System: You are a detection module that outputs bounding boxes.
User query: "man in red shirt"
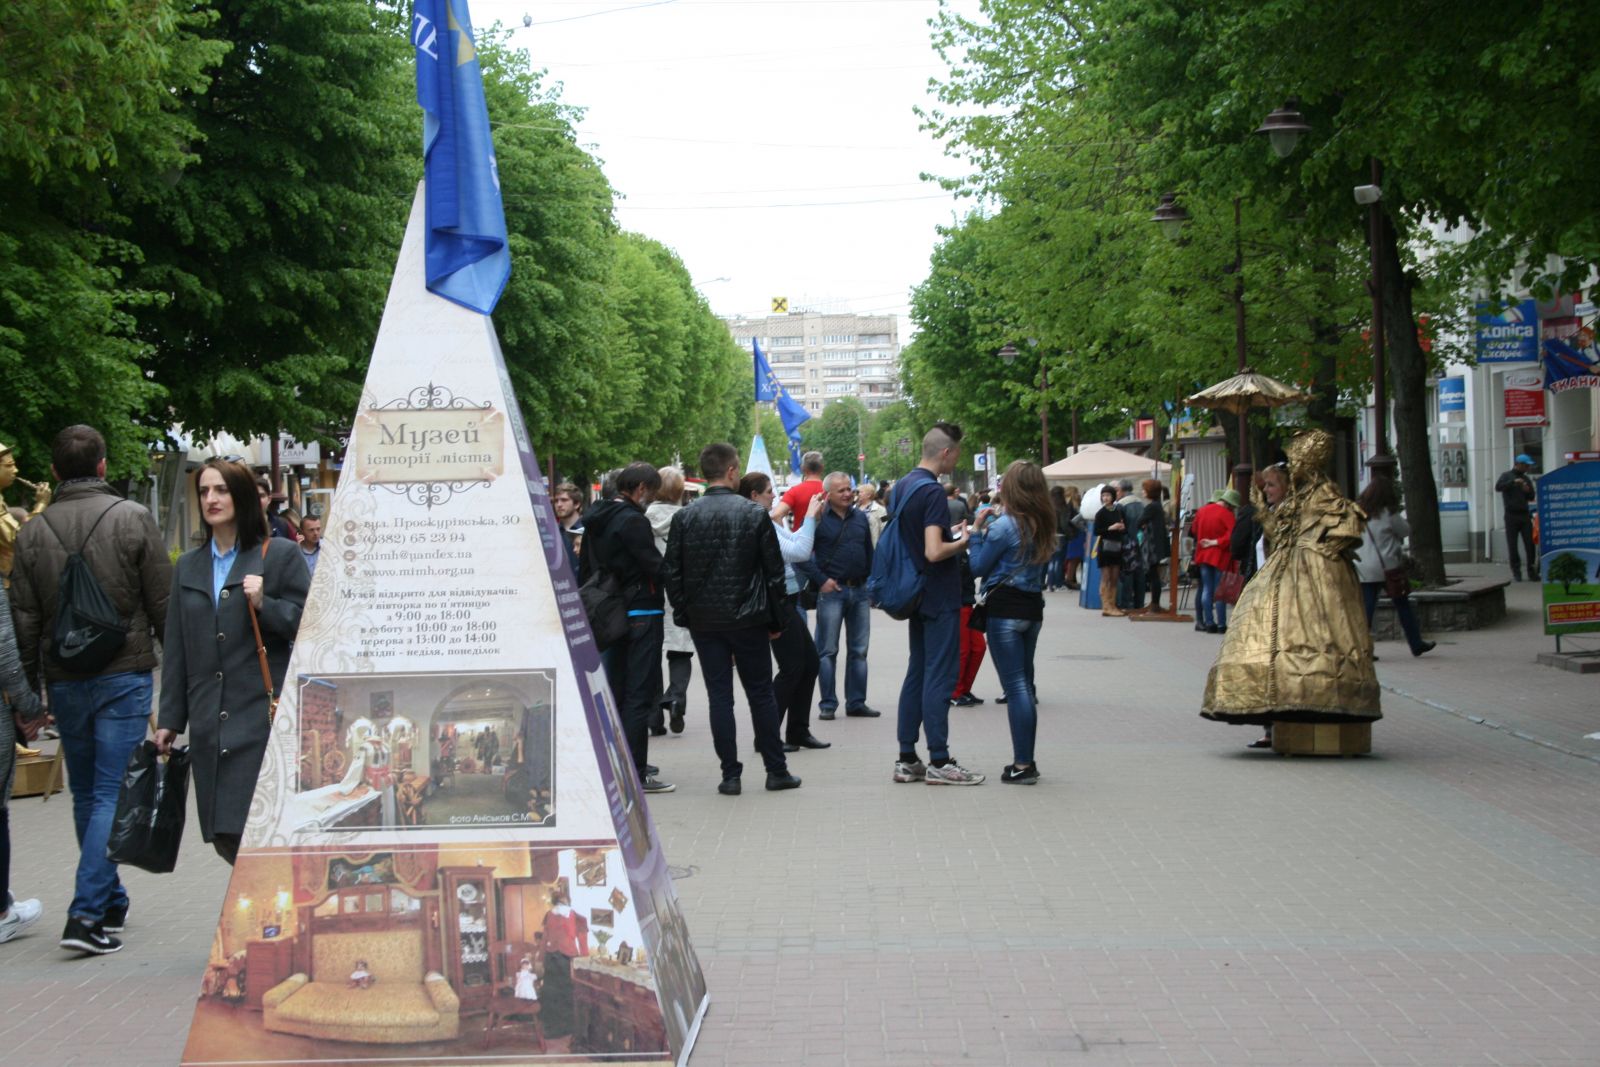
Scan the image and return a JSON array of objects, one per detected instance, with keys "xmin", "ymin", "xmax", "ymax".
[{"xmin": 772, "ymin": 450, "xmax": 826, "ymax": 531}]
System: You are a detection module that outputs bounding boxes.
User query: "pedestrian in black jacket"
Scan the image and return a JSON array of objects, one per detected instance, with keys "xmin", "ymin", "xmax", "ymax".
[
  {"xmin": 661, "ymin": 443, "xmax": 799, "ymax": 796},
  {"xmin": 581, "ymin": 462, "xmax": 672, "ymax": 794}
]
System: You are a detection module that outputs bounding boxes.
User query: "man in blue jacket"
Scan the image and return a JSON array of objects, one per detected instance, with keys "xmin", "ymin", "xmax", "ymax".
[{"xmin": 798, "ymin": 472, "xmax": 876, "ymax": 721}]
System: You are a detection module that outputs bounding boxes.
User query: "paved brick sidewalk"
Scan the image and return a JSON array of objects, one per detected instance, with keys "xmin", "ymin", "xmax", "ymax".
[{"xmin": 4, "ymin": 583, "xmax": 1598, "ymax": 1065}]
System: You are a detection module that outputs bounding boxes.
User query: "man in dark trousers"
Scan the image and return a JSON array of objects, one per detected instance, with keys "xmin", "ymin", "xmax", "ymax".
[
  {"xmin": 891, "ymin": 423, "xmax": 984, "ymax": 786},
  {"xmin": 1494, "ymin": 453, "xmax": 1538, "ymax": 580},
  {"xmin": 662, "ymin": 443, "xmax": 800, "ymax": 796},
  {"xmin": 580, "ymin": 462, "xmax": 673, "ymax": 793},
  {"xmin": 798, "ymin": 472, "xmax": 876, "ymax": 721},
  {"xmin": 12, "ymin": 425, "xmax": 171, "ymax": 956}
]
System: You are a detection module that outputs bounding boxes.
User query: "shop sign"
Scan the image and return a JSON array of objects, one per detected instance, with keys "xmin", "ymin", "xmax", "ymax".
[
  {"xmin": 1437, "ymin": 376, "xmax": 1465, "ymax": 413},
  {"xmin": 1503, "ymin": 369, "xmax": 1547, "ymax": 426},
  {"xmin": 1536, "ymin": 461, "xmax": 1600, "ymax": 637},
  {"xmin": 1475, "ymin": 298, "xmax": 1539, "ymax": 363}
]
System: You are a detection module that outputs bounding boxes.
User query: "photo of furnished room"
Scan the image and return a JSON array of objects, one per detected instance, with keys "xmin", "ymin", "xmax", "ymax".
[
  {"xmin": 288, "ymin": 672, "xmax": 555, "ymax": 833},
  {"xmin": 184, "ymin": 843, "xmax": 673, "ymax": 1064}
]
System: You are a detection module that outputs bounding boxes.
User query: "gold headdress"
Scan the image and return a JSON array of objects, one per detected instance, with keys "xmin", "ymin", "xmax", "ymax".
[{"xmin": 1286, "ymin": 430, "xmax": 1333, "ymax": 482}]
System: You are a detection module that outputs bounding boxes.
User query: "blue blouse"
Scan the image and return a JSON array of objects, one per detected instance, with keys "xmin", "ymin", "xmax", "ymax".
[
  {"xmin": 210, "ymin": 539, "xmax": 239, "ymax": 605},
  {"xmin": 967, "ymin": 514, "xmax": 1046, "ymax": 594}
]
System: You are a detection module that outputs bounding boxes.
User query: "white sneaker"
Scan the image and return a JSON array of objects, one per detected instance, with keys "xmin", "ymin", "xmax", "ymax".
[
  {"xmin": 925, "ymin": 760, "xmax": 986, "ymax": 786},
  {"xmin": 0, "ymin": 893, "xmax": 44, "ymax": 943}
]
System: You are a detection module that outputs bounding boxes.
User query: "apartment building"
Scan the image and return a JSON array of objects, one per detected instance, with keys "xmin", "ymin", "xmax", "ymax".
[{"xmin": 724, "ymin": 311, "xmax": 902, "ymax": 413}]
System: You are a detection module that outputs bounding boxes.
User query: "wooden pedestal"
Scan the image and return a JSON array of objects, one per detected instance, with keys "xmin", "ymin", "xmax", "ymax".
[
  {"xmin": 1271, "ymin": 722, "xmax": 1371, "ymax": 757},
  {"xmin": 12, "ymin": 752, "xmax": 64, "ymax": 798}
]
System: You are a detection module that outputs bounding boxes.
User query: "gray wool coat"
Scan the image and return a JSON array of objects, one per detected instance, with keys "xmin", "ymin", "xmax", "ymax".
[
  {"xmin": 158, "ymin": 536, "xmax": 308, "ymax": 841},
  {"xmin": 1, "ymin": 582, "xmax": 44, "ymax": 812}
]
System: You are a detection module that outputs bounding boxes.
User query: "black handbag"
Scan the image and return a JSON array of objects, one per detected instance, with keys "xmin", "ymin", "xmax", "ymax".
[
  {"xmin": 106, "ymin": 740, "xmax": 191, "ymax": 874},
  {"xmin": 579, "ymin": 569, "xmax": 630, "ymax": 650}
]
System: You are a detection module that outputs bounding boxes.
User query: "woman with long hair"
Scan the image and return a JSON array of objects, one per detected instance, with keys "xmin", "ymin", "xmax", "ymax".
[
  {"xmin": 968, "ymin": 461, "xmax": 1054, "ymax": 784},
  {"xmin": 738, "ymin": 472, "xmax": 829, "ymax": 754},
  {"xmin": 156, "ymin": 459, "xmax": 308, "ymax": 863},
  {"xmin": 1353, "ymin": 473, "xmax": 1435, "ymax": 658},
  {"xmin": 1091, "ymin": 485, "xmax": 1128, "ymax": 617}
]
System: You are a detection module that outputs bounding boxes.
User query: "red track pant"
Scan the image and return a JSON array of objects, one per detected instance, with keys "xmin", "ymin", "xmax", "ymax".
[{"xmin": 951, "ymin": 606, "xmax": 987, "ymax": 699}]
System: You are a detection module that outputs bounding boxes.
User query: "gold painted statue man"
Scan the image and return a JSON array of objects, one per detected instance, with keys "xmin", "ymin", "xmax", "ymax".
[
  {"xmin": 0, "ymin": 442, "xmax": 50, "ymax": 586},
  {"xmin": 1200, "ymin": 429, "xmax": 1381, "ymax": 725}
]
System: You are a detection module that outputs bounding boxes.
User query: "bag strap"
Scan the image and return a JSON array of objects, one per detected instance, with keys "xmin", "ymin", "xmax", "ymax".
[
  {"xmin": 39, "ymin": 498, "xmax": 124, "ymax": 557},
  {"xmin": 244, "ymin": 541, "xmax": 277, "ymax": 725}
]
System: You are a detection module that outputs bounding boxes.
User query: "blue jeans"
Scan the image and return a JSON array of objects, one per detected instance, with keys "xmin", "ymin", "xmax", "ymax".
[
  {"xmin": 1197, "ymin": 564, "xmax": 1230, "ymax": 628},
  {"xmin": 1361, "ymin": 582, "xmax": 1428, "ymax": 654},
  {"xmin": 987, "ymin": 616, "xmax": 1041, "ymax": 764},
  {"xmin": 1046, "ymin": 537, "xmax": 1069, "ymax": 590},
  {"xmin": 897, "ymin": 609, "xmax": 961, "ymax": 762},
  {"xmin": 48, "ymin": 671, "xmax": 153, "ymax": 923},
  {"xmin": 813, "ymin": 584, "xmax": 871, "ymax": 712}
]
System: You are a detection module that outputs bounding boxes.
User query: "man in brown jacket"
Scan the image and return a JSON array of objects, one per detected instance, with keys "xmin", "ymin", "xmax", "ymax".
[{"xmin": 11, "ymin": 425, "xmax": 171, "ymax": 956}]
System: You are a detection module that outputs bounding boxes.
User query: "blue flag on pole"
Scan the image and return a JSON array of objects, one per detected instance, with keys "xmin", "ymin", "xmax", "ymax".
[
  {"xmin": 754, "ymin": 338, "xmax": 782, "ymax": 401},
  {"xmin": 412, "ymin": 0, "xmax": 511, "ymax": 315}
]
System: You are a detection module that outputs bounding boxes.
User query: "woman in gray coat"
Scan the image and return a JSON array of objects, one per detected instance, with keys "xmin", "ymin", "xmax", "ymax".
[
  {"xmin": 155, "ymin": 459, "xmax": 307, "ymax": 864},
  {"xmin": 1, "ymin": 581, "xmax": 46, "ymax": 942}
]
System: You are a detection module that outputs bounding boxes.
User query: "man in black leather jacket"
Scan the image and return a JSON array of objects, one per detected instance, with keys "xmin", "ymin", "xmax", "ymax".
[{"xmin": 661, "ymin": 443, "xmax": 799, "ymax": 796}]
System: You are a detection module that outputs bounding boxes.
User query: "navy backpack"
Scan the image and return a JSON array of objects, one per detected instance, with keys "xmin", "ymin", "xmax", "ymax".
[{"xmin": 867, "ymin": 476, "xmax": 938, "ymax": 620}]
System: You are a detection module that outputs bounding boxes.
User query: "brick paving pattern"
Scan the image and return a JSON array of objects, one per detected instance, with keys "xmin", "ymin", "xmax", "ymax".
[{"xmin": 4, "ymin": 569, "xmax": 1598, "ymax": 1065}]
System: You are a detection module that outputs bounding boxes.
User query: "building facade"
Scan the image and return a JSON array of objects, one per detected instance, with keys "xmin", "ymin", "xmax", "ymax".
[{"xmin": 724, "ymin": 311, "xmax": 902, "ymax": 413}]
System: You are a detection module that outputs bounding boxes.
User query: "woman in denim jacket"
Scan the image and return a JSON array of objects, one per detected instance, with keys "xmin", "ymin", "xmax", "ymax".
[{"xmin": 968, "ymin": 461, "xmax": 1054, "ymax": 785}]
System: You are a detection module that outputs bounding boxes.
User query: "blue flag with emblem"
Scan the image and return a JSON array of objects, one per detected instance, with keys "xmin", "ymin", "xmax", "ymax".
[
  {"xmin": 754, "ymin": 338, "xmax": 782, "ymax": 401},
  {"xmin": 412, "ymin": 0, "xmax": 510, "ymax": 315}
]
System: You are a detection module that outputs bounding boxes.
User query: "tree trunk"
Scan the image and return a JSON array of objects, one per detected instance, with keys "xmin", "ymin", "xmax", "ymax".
[{"xmin": 1377, "ymin": 214, "xmax": 1447, "ymax": 587}]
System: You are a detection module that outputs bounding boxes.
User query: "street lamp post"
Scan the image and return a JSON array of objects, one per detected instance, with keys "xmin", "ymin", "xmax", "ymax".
[
  {"xmin": 1357, "ymin": 159, "xmax": 1389, "ymax": 459},
  {"xmin": 996, "ymin": 343, "xmax": 1050, "ymax": 463}
]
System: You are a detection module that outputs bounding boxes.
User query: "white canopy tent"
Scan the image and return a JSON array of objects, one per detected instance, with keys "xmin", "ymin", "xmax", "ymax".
[{"xmin": 1041, "ymin": 442, "xmax": 1171, "ymax": 496}]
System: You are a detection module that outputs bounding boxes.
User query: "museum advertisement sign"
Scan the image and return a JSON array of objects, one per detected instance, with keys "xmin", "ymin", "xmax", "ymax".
[{"xmin": 180, "ymin": 189, "xmax": 708, "ymax": 1065}]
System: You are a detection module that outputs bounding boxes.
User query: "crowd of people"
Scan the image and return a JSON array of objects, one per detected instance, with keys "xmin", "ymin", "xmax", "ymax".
[{"xmin": 0, "ymin": 416, "xmax": 1450, "ymax": 960}]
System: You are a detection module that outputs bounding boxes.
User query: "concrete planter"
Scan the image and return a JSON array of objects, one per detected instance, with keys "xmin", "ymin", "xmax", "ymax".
[{"xmin": 1371, "ymin": 575, "xmax": 1508, "ymax": 639}]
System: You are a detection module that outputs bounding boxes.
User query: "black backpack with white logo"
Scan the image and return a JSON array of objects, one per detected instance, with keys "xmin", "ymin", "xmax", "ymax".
[{"xmin": 41, "ymin": 501, "xmax": 129, "ymax": 674}]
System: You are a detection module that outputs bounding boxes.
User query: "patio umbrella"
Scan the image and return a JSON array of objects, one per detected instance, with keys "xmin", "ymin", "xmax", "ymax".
[
  {"xmin": 1187, "ymin": 369, "xmax": 1310, "ymax": 413},
  {"xmin": 1186, "ymin": 368, "xmax": 1309, "ymax": 414}
]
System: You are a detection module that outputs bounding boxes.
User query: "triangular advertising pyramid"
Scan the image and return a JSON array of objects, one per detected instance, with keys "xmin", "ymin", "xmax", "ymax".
[{"xmin": 180, "ymin": 187, "xmax": 708, "ymax": 1066}]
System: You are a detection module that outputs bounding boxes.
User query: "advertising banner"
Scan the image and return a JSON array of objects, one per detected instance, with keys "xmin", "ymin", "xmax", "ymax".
[
  {"xmin": 1537, "ymin": 461, "xmax": 1600, "ymax": 637},
  {"xmin": 1503, "ymin": 369, "xmax": 1547, "ymax": 427},
  {"xmin": 1437, "ymin": 443, "xmax": 1468, "ymax": 488},
  {"xmin": 1437, "ymin": 376, "xmax": 1465, "ymax": 414},
  {"xmin": 180, "ymin": 188, "xmax": 708, "ymax": 1066},
  {"xmin": 1475, "ymin": 298, "xmax": 1539, "ymax": 363}
]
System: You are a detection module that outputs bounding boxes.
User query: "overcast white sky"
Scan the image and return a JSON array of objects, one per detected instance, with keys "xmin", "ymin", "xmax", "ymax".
[{"xmin": 475, "ymin": 0, "xmax": 981, "ymax": 327}]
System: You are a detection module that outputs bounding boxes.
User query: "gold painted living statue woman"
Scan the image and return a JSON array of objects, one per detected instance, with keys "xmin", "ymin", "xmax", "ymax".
[{"xmin": 1200, "ymin": 430, "xmax": 1380, "ymax": 725}]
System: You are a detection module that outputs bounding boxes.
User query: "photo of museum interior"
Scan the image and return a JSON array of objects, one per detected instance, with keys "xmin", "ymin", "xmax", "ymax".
[
  {"xmin": 183, "ymin": 843, "xmax": 670, "ymax": 1064},
  {"xmin": 289, "ymin": 672, "xmax": 555, "ymax": 832}
]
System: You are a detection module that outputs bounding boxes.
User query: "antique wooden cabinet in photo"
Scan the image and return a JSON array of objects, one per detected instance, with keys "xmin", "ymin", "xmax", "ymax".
[{"xmin": 438, "ymin": 865, "xmax": 498, "ymax": 1013}]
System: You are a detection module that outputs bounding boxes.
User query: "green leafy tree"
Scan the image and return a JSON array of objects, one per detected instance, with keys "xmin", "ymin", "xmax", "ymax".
[
  {"xmin": 799, "ymin": 397, "xmax": 870, "ymax": 481},
  {"xmin": 0, "ymin": 1, "xmax": 227, "ymax": 477},
  {"xmin": 1546, "ymin": 553, "xmax": 1587, "ymax": 595},
  {"xmin": 124, "ymin": 0, "xmax": 418, "ymax": 446}
]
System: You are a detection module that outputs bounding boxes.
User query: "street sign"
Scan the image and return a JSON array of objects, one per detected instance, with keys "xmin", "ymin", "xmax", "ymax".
[
  {"xmin": 1536, "ymin": 460, "xmax": 1600, "ymax": 639},
  {"xmin": 1438, "ymin": 376, "xmax": 1465, "ymax": 414},
  {"xmin": 771, "ymin": 296, "xmax": 788, "ymax": 313},
  {"xmin": 1475, "ymin": 298, "xmax": 1539, "ymax": 363},
  {"xmin": 974, "ymin": 453, "xmax": 988, "ymax": 471}
]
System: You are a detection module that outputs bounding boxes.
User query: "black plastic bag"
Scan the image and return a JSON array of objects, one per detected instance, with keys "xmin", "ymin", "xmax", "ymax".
[{"xmin": 106, "ymin": 741, "xmax": 190, "ymax": 873}]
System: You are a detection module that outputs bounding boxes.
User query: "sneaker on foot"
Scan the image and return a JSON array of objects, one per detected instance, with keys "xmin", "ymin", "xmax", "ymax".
[
  {"xmin": 60, "ymin": 917, "xmax": 121, "ymax": 955},
  {"xmin": 892, "ymin": 759, "xmax": 927, "ymax": 783},
  {"xmin": 925, "ymin": 760, "xmax": 986, "ymax": 786},
  {"xmin": 0, "ymin": 895, "xmax": 43, "ymax": 943},
  {"xmin": 640, "ymin": 776, "xmax": 676, "ymax": 794},
  {"xmin": 1000, "ymin": 764, "xmax": 1039, "ymax": 785},
  {"xmin": 101, "ymin": 903, "xmax": 129, "ymax": 933}
]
